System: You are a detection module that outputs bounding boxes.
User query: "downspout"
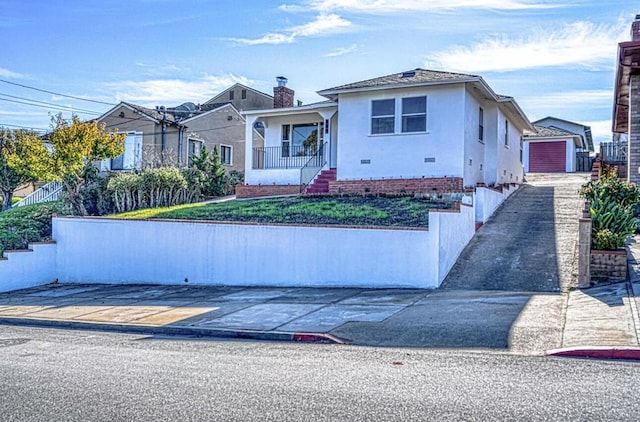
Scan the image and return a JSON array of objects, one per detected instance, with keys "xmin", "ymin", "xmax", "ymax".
[{"xmin": 177, "ymin": 125, "xmax": 185, "ymax": 166}]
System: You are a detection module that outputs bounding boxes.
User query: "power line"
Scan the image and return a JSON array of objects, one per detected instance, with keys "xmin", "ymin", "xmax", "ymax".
[
  {"xmin": 0, "ymin": 97, "xmax": 102, "ymax": 116},
  {"xmin": 0, "ymin": 93, "xmax": 103, "ymax": 115},
  {"xmin": 0, "ymin": 123, "xmax": 48, "ymax": 132},
  {"xmin": 0, "ymin": 78, "xmax": 116, "ymax": 106}
]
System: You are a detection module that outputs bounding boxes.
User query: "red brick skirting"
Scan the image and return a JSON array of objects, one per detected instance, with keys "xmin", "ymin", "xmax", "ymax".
[
  {"xmin": 236, "ymin": 185, "xmax": 300, "ymax": 199},
  {"xmin": 328, "ymin": 177, "xmax": 463, "ymax": 195},
  {"xmin": 590, "ymin": 249, "xmax": 628, "ymax": 281}
]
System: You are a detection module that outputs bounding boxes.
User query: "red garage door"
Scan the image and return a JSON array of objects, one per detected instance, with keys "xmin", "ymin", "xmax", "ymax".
[{"xmin": 529, "ymin": 141, "xmax": 566, "ymax": 172}]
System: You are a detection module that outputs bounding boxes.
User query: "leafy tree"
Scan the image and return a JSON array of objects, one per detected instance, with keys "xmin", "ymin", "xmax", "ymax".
[
  {"xmin": 9, "ymin": 114, "xmax": 125, "ymax": 216},
  {"xmin": 190, "ymin": 145, "xmax": 227, "ymax": 197},
  {"xmin": 0, "ymin": 127, "xmax": 39, "ymax": 211}
]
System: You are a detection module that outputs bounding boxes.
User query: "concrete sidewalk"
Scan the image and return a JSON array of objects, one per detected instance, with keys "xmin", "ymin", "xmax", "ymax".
[{"xmin": 0, "ymin": 279, "xmax": 639, "ymax": 355}]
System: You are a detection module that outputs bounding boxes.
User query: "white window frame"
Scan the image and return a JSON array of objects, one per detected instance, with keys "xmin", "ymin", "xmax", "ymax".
[
  {"xmin": 371, "ymin": 99, "xmax": 396, "ymax": 135},
  {"xmin": 188, "ymin": 138, "xmax": 204, "ymax": 166},
  {"xmin": 220, "ymin": 144, "xmax": 233, "ymax": 165},
  {"xmin": 401, "ymin": 96, "xmax": 427, "ymax": 133},
  {"xmin": 504, "ymin": 119, "xmax": 509, "ymax": 147},
  {"xmin": 479, "ymin": 107, "xmax": 484, "ymax": 142},
  {"xmin": 370, "ymin": 96, "xmax": 428, "ymax": 135}
]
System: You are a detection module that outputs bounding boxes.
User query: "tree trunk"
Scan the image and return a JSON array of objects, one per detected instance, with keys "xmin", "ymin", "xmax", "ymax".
[
  {"xmin": 1, "ymin": 190, "xmax": 13, "ymax": 211},
  {"xmin": 64, "ymin": 181, "xmax": 88, "ymax": 216}
]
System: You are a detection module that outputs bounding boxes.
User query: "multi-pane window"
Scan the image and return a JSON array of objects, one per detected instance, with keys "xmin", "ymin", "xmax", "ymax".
[
  {"xmin": 401, "ymin": 96, "xmax": 426, "ymax": 133},
  {"xmin": 241, "ymin": 89, "xmax": 247, "ymax": 99},
  {"xmin": 229, "ymin": 90, "xmax": 234, "ymax": 100},
  {"xmin": 479, "ymin": 107, "xmax": 484, "ymax": 141},
  {"xmin": 371, "ymin": 99, "xmax": 395, "ymax": 134}
]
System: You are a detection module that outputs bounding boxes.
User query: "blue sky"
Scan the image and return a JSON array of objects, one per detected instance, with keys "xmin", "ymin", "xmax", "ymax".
[{"xmin": 0, "ymin": 0, "xmax": 636, "ymax": 147}]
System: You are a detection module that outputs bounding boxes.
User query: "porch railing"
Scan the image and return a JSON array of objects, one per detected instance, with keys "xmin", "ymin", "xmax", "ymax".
[
  {"xmin": 600, "ymin": 141, "xmax": 627, "ymax": 164},
  {"xmin": 300, "ymin": 142, "xmax": 327, "ymax": 192},
  {"xmin": 253, "ymin": 145, "xmax": 322, "ymax": 169}
]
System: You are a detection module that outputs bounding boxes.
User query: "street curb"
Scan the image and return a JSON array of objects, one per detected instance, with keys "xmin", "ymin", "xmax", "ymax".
[
  {"xmin": 546, "ymin": 346, "xmax": 640, "ymax": 361},
  {"xmin": 0, "ymin": 317, "xmax": 350, "ymax": 345}
]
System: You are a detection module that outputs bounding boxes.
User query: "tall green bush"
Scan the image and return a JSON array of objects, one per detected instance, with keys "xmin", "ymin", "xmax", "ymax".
[{"xmin": 581, "ymin": 169, "xmax": 640, "ymax": 250}]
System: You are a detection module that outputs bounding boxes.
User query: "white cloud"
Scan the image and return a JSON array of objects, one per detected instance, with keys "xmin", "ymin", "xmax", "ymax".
[
  {"xmin": 104, "ymin": 74, "xmax": 251, "ymax": 105},
  {"xmin": 229, "ymin": 13, "xmax": 351, "ymax": 45},
  {"xmin": 523, "ymin": 90, "xmax": 613, "ymax": 110},
  {"xmin": 282, "ymin": 0, "xmax": 561, "ymax": 13},
  {"xmin": 0, "ymin": 67, "xmax": 24, "ymax": 78},
  {"xmin": 425, "ymin": 21, "xmax": 626, "ymax": 72},
  {"xmin": 324, "ymin": 43, "xmax": 358, "ymax": 57},
  {"xmin": 584, "ymin": 119, "xmax": 614, "ymax": 145}
]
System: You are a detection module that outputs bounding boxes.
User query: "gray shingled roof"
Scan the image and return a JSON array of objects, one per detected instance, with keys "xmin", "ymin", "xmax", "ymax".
[
  {"xmin": 526, "ymin": 124, "xmax": 579, "ymax": 138},
  {"xmin": 319, "ymin": 68, "xmax": 479, "ymax": 93},
  {"xmin": 121, "ymin": 101, "xmax": 177, "ymax": 122}
]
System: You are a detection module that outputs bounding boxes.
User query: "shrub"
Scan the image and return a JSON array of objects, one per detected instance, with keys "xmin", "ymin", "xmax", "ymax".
[
  {"xmin": 0, "ymin": 201, "xmax": 68, "ymax": 256},
  {"xmin": 592, "ymin": 229, "xmax": 620, "ymax": 251},
  {"xmin": 581, "ymin": 169, "xmax": 640, "ymax": 250}
]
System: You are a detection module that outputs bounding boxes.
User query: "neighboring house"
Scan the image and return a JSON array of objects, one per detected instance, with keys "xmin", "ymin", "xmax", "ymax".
[
  {"xmin": 203, "ymin": 83, "xmax": 274, "ymax": 112},
  {"xmin": 522, "ymin": 125, "xmax": 583, "ymax": 173},
  {"xmin": 532, "ymin": 117, "xmax": 594, "ymax": 152},
  {"xmin": 96, "ymin": 82, "xmax": 273, "ymax": 172},
  {"xmin": 613, "ymin": 15, "xmax": 640, "ymax": 184},
  {"xmin": 239, "ymin": 69, "xmax": 534, "ymax": 198}
]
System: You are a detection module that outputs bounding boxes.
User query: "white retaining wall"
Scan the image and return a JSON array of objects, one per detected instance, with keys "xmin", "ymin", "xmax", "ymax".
[
  {"xmin": 0, "ymin": 242, "xmax": 57, "ymax": 293},
  {"xmin": 475, "ymin": 185, "xmax": 518, "ymax": 224},
  {"xmin": 0, "ymin": 188, "xmax": 511, "ymax": 291}
]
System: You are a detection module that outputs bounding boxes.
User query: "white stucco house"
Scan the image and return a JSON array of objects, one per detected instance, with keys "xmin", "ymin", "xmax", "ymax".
[{"xmin": 238, "ymin": 69, "xmax": 534, "ymax": 198}]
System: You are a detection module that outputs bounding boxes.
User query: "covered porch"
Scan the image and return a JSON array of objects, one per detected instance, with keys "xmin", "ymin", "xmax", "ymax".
[{"xmin": 242, "ymin": 102, "xmax": 338, "ymax": 193}]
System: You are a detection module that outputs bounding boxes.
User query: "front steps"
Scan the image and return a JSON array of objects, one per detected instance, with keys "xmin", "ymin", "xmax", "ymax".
[{"xmin": 304, "ymin": 168, "xmax": 336, "ymax": 194}]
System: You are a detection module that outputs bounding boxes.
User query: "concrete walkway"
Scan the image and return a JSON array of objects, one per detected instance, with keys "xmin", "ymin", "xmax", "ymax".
[{"xmin": 1, "ymin": 173, "xmax": 639, "ymax": 357}]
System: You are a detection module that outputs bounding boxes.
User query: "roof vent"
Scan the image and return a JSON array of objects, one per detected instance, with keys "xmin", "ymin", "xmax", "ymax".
[{"xmin": 401, "ymin": 71, "xmax": 416, "ymax": 78}]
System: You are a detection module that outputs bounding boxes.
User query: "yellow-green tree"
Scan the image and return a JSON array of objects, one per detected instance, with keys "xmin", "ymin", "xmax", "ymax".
[
  {"xmin": 0, "ymin": 127, "xmax": 39, "ymax": 211},
  {"xmin": 10, "ymin": 115, "xmax": 125, "ymax": 216}
]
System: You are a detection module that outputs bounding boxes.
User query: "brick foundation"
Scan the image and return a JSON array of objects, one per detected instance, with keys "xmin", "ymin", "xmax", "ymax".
[
  {"xmin": 328, "ymin": 177, "xmax": 463, "ymax": 195},
  {"xmin": 236, "ymin": 185, "xmax": 300, "ymax": 199},
  {"xmin": 590, "ymin": 249, "xmax": 628, "ymax": 282}
]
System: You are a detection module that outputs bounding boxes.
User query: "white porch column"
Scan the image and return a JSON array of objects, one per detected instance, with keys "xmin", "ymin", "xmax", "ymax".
[{"xmin": 245, "ymin": 115, "xmax": 258, "ymax": 183}]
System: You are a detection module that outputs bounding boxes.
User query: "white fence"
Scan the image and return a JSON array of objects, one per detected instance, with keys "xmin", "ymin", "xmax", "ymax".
[{"xmin": 1, "ymin": 186, "xmax": 515, "ymax": 292}]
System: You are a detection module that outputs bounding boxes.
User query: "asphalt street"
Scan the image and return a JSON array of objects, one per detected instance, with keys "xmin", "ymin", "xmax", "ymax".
[{"xmin": 2, "ymin": 325, "xmax": 640, "ymax": 421}]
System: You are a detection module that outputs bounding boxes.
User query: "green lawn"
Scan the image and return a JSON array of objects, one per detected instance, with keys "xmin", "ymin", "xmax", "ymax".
[{"xmin": 111, "ymin": 195, "xmax": 453, "ymax": 228}]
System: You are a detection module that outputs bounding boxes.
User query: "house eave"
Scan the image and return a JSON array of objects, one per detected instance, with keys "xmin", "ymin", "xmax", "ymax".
[
  {"xmin": 242, "ymin": 102, "xmax": 338, "ymax": 118},
  {"xmin": 317, "ymin": 77, "xmax": 482, "ymax": 99},
  {"xmin": 523, "ymin": 135, "xmax": 583, "ymax": 147},
  {"xmin": 613, "ymin": 40, "xmax": 640, "ymax": 133}
]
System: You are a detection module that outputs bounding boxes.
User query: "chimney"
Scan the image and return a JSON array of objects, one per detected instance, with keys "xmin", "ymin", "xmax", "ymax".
[
  {"xmin": 633, "ymin": 14, "xmax": 640, "ymax": 41},
  {"xmin": 273, "ymin": 76, "xmax": 294, "ymax": 108}
]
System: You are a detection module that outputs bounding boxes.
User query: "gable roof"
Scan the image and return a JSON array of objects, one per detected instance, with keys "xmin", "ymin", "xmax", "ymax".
[
  {"xmin": 318, "ymin": 69, "xmax": 479, "ymax": 96},
  {"xmin": 317, "ymin": 68, "xmax": 534, "ymax": 133},
  {"xmin": 179, "ymin": 102, "xmax": 242, "ymax": 124},
  {"xmin": 204, "ymin": 83, "xmax": 273, "ymax": 105},
  {"xmin": 533, "ymin": 116, "xmax": 593, "ymax": 151},
  {"xmin": 524, "ymin": 125, "xmax": 583, "ymax": 147},
  {"xmin": 527, "ymin": 124, "xmax": 578, "ymax": 138}
]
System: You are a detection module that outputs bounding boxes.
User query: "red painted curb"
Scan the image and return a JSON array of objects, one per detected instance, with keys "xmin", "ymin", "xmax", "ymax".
[
  {"xmin": 547, "ymin": 347, "xmax": 640, "ymax": 361},
  {"xmin": 292, "ymin": 333, "xmax": 350, "ymax": 344}
]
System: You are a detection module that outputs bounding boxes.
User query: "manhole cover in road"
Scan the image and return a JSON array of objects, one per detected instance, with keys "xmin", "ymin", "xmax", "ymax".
[{"xmin": 0, "ymin": 338, "xmax": 30, "ymax": 348}]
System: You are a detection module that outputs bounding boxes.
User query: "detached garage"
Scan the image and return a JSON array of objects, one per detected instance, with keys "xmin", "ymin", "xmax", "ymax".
[{"xmin": 523, "ymin": 125, "xmax": 583, "ymax": 173}]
